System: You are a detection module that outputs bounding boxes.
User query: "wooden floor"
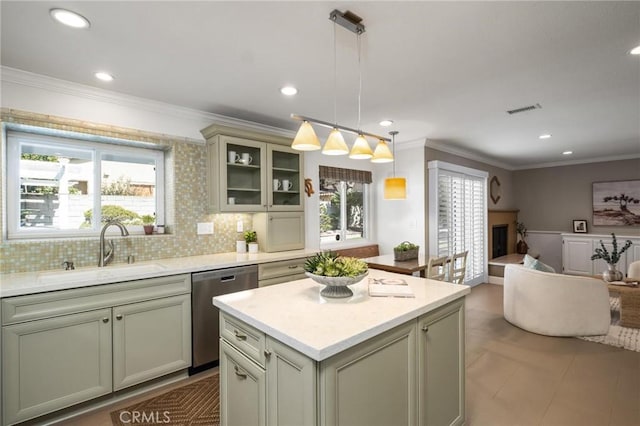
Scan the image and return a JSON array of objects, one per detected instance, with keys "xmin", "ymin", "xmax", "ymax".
[{"xmin": 63, "ymin": 283, "xmax": 640, "ymax": 426}]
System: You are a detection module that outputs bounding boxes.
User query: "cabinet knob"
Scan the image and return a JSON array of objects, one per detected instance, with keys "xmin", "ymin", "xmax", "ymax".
[
  {"xmin": 234, "ymin": 329, "xmax": 247, "ymax": 340},
  {"xmin": 264, "ymin": 349, "xmax": 272, "ymax": 357},
  {"xmin": 422, "ymin": 325, "xmax": 429, "ymax": 333},
  {"xmin": 102, "ymin": 317, "xmax": 109, "ymax": 323},
  {"xmin": 116, "ymin": 314, "xmax": 123, "ymax": 320},
  {"xmin": 269, "ymin": 204, "xmax": 273, "ymax": 208},
  {"xmin": 234, "ymin": 365, "xmax": 247, "ymax": 379}
]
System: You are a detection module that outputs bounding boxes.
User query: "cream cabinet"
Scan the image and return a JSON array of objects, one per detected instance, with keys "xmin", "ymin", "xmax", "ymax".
[
  {"xmin": 258, "ymin": 257, "xmax": 307, "ymax": 287},
  {"xmin": 220, "ymin": 299, "xmax": 465, "ymax": 426},
  {"xmin": 204, "ymin": 132, "xmax": 303, "ymax": 213},
  {"xmin": 1, "ymin": 274, "xmax": 191, "ymax": 425},
  {"xmin": 562, "ymin": 233, "xmax": 640, "ymax": 276},
  {"xmin": 253, "ymin": 212, "xmax": 305, "ymax": 252},
  {"xmin": 417, "ymin": 298, "xmax": 465, "ymax": 426}
]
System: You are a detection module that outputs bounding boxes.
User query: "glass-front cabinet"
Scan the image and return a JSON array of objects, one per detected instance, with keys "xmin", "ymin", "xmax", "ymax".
[{"xmin": 214, "ymin": 135, "xmax": 303, "ymax": 213}]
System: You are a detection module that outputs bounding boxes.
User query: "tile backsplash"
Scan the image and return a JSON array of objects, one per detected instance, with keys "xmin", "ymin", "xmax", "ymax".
[{"xmin": 0, "ymin": 110, "xmax": 252, "ymax": 274}]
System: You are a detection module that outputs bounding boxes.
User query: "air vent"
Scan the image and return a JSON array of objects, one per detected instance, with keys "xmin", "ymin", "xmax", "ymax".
[{"xmin": 506, "ymin": 103, "xmax": 541, "ymax": 115}]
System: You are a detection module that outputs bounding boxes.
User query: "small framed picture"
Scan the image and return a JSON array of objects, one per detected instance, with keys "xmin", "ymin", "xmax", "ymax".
[{"xmin": 573, "ymin": 219, "xmax": 588, "ymax": 233}]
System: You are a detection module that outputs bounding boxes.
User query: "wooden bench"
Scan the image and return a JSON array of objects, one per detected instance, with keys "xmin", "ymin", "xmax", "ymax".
[{"xmin": 335, "ymin": 244, "xmax": 380, "ymax": 259}]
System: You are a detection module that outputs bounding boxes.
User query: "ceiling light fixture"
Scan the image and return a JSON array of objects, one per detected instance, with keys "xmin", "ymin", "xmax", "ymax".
[
  {"xmin": 94, "ymin": 72, "xmax": 114, "ymax": 82},
  {"xmin": 630, "ymin": 45, "xmax": 640, "ymax": 55},
  {"xmin": 384, "ymin": 131, "xmax": 406, "ymax": 200},
  {"xmin": 50, "ymin": 8, "xmax": 90, "ymax": 29},
  {"xmin": 280, "ymin": 86, "xmax": 298, "ymax": 96},
  {"xmin": 562, "ymin": 150, "xmax": 573, "ymax": 155},
  {"xmin": 291, "ymin": 10, "xmax": 392, "ymax": 160},
  {"xmin": 539, "ymin": 134, "xmax": 552, "ymax": 139},
  {"xmin": 379, "ymin": 120, "xmax": 394, "ymax": 127}
]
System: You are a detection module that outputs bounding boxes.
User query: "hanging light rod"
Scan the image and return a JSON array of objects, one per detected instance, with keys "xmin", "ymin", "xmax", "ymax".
[
  {"xmin": 291, "ymin": 114, "xmax": 391, "ymax": 142},
  {"xmin": 329, "ymin": 9, "xmax": 365, "ymax": 34}
]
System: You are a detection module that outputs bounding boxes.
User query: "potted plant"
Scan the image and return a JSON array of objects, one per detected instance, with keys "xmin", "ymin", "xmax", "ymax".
[
  {"xmin": 515, "ymin": 221, "xmax": 528, "ymax": 254},
  {"xmin": 141, "ymin": 214, "xmax": 155, "ymax": 235},
  {"xmin": 244, "ymin": 230, "xmax": 258, "ymax": 253},
  {"xmin": 393, "ymin": 241, "xmax": 419, "ymax": 261},
  {"xmin": 591, "ymin": 233, "xmax": 632, "ymax": 281},
  {"xmin": 304, "ymin": 251, "xmax": 368, "ymax": 298}
]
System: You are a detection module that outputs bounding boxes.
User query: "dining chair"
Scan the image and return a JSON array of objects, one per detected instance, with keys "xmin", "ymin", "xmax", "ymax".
[
  {"xmin": 449, "ymin": 251, "xmax": 468, "ymax": 284},
  {"xmin": 426, "ymin": 256, "xmax": 449, "ymax": 281}
]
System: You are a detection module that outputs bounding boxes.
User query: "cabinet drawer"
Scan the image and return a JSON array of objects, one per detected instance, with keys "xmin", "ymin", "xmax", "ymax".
[
  {"xmin": 258, "ymin": 273, "xmax": 307, "ymax": 287},
  {"xmin": 258, "ymin": 258, "xmax": 306, "ymax": 281},
  {"xmin": 221, "ymin": 312, "xmax": 266, "ymax": 367},
  {"xmin": 2, "ymin": 274, "xmax": 191, "ymax": 325}
]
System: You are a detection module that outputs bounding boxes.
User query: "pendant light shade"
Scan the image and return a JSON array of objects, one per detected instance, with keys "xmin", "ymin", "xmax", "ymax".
[
  {"xmin": 370, "ymin": 140, "xmax": 394, "ymax": 163},
  {"xmin": 384, "ymin": 177, "xmax": 407, "ymax": 200},
  {"xmin": 292, "ymin": 121, "xmax": 321, "ymax": 151},
  {"xmin": 322, "ymin": 128, "xmax": 349, "ymax": 155},
  {"xmin": 349, "ymin": 134, "xmax": 373, "ymax": 159}
]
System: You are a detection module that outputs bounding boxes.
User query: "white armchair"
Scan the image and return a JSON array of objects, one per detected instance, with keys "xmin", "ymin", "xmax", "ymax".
[
  {"xmin": 503, "ymin": 264, "xmax": 610, "ymax": 336},
  {"xmin": 629, "ymin": 260, "xmax": 640, "ymax": 279}
]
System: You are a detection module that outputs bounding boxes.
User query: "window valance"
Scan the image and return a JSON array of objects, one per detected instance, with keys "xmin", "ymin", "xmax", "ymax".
[{"xmin": 319, "ymin": 166, "xmax": 372, "ymax": 184}]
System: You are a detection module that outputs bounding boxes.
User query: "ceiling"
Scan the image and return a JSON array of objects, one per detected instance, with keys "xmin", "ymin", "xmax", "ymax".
[{"xmin": 1, "ymin": 1, "xmax": 639, "ymax": 168}]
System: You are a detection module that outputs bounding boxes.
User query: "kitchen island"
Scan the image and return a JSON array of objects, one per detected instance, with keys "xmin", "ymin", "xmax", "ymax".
[{"xmin": 213, "ymin": 269, "xmax": 470, "ymax": 426}]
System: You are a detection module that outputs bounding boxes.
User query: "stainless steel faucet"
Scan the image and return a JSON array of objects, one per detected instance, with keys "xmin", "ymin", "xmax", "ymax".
[{"xmin": 99, "ymin": 220, "xmax": 130, "ymax": 267}]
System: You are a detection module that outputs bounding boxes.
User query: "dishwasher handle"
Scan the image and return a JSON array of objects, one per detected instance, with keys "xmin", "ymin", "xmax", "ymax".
[{"xmin": 221, "ymin": 275, "xmax": 236, "ymax": 282}]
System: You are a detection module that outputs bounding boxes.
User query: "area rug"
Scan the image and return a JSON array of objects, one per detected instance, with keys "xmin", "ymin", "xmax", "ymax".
[
  {"xmin": 578, "ymin": 297, "xmax": 640, "ymax": 352},
  {"xmin": 110, "ymin": 373, "xmax": 219, "ymax": 426}
]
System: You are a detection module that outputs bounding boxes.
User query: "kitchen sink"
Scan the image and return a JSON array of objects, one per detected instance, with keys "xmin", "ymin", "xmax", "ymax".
[{"xmin": 37, "ymin": 263, "xmax": 167, "ymax": 285}]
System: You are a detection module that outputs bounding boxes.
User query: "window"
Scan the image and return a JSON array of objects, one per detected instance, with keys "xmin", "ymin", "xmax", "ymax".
[
  {"xmin": 428, "ymin": 161, "xmax": 487, "ymax": 286},
  {"xmin": 319, "ymin": 166, "xmax": 371, "ymax": 246},
  {"xmin": 6, "ymin": 130, "xmax": 165, "ymax": 239}
]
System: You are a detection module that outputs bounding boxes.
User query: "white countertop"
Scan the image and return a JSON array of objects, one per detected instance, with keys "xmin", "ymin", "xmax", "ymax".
[
  {"xmin": 213, "ymin": 269, "xmax": 470, "ymax": 361},
  {"xmin": 0, "ymin": 249, "xmax": 319, "ymax": 298}
]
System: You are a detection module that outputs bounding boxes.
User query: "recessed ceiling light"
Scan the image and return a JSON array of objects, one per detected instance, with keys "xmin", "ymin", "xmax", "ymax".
[
  {"xmin": 539, "ymin": 134, "xmax": 552, "ymax": 139},
  {"xmin": 50, "ymin": 8, "xmax": 90, "ymax": 29},
  {"xmin": 280, "ymin": 86, "xmax": 298, "ymax": 96},
  {"xmin": 94, "ymin": 72, "xmax": 114, "ymax": 82},
  {"xmin": 562, "ymin": 150, "xmax": 573, "ymax": 155},
  {"xmin": 379, "ymin": 120, "xmax": 394, "ymax": 127},
  {"xmin": 630, "ymin": 45, "xmax": 640, "ymax": 55}
]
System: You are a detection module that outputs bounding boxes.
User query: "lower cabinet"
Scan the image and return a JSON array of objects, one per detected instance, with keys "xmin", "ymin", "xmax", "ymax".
[
  {"xmin": 258, "ymin": 257, "xmax": 307, "ymax": 287},
  {"xmin": 220, "ymin": 298, "xmax": 464, "ymax": 426},
  {"xmin": 1, "ymin": 274, "xmax": 191, "ymax": 425}
]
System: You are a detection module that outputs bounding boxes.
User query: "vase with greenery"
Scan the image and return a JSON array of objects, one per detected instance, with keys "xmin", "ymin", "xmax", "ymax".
[
  {"xmin": 393, "ymin": 241, "xmax": 419, "ymax": 261},
  {"xmin": 591, "ymin": 233, "xmax": 632, "ymax": 281},
  {"xmin": 244, "ymin": 230, "xmax": 258, "ymax": 253},
  {"xmin": 304, "ymin": 251, "xmax": 368, "ymax": 298},
  {"xmin": 141, "ymin": 214, "xmax": 155, "ymax": 235},
  {"xmin": 515, "ymin": 221, "xmax": 528, "ymax": 254}
]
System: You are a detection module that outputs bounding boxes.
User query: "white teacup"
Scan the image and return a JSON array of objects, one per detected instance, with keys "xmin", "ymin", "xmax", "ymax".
[
  {"xmin": 241, "ymin": 153, "xmax": 253, "ymax": 165},
  {"xmin": 282, "ymin": 180, "xmax": 292, "ymax": 191},
  {"xmin": 273, "ymin": 179, "xmax": 281, "ymax": 190},
  {"xmin": 228, "ymin": 197, "xmax": 235, "ymax": 205},
  {"xmin": 228, "ymin": 151, "xmax": 240, "ymax": 164}
]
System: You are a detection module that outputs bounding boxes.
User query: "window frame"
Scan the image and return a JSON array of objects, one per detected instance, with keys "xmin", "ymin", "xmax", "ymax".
[
  {"xmin": 6, "ymin": 129, "xmax": 165, "ymax": 240},
  {"xmin": 319, "ymin": 178, "xmax": 372, "ymax": 250}
]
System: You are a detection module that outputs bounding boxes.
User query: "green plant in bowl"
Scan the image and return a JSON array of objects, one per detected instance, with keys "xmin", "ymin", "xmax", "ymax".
[
  {"xmin": 304, "ymin": 252, "xmax": 368, "ymax": 298},
  {"xmin": 243, "ymin": 230, "xmax": 257, "ymax": 244},
  {"xmin": 394, "ymin": 241, "xmax": 418, "ymax": 251},
  {"xmin": 141, "ymin": 214, "xmax": 155, "ymax": 225}
]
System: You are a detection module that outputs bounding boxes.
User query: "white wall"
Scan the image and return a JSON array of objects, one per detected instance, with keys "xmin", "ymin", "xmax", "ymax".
[
  {"xmin": 374, "ymin": 142, "xmax": 425, "ymax": 255},
  {"xmin": 526, "ymin": 231, "xmax": 563, "ymax": 272}
]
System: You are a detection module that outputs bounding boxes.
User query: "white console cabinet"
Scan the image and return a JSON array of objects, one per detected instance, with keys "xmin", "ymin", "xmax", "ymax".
[{"xmin": 562, "ymin": 233, "xmax": 640, "ymax": 276}]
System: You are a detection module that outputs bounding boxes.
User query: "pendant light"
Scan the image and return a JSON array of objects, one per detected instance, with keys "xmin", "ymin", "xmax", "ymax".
[
  {"xmin": 322, "ymin": 19, "xmax": 348, "ymax": 156},
  {"xmin": 349, "ymin": 31, "xmax": 373, "ymax": 159},
  {"xmin": 383, "ymin": 131, "xmax": 407, "ymax": 199},
  {"xmin": 292, "ymin": 120, "xmax": 321, "ymax": 151}
]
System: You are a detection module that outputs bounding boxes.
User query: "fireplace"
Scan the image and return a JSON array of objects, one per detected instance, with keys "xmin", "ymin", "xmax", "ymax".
[{"xmin": 492, "ymin": 225, "xmax": 508, "ymax": 258}]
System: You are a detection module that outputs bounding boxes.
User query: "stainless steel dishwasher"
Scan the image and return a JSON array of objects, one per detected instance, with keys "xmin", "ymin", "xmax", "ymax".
[{"xmin": 191, "ymin": 265, "xmax": 258, "ymax": 371}]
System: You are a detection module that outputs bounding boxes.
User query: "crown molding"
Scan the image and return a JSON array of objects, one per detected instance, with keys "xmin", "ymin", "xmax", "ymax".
[
  {"xmin": 395, "ymin": 138, "xmax": 426, "ymax": 151},
  {"xmin": 0, "ymin": 66, "xmax": 295, "ymax": 140},
  {"xmin": 512, "ymin": 153, "xmax": 640, "ymax": 170},
  {"xmin": 425, "ymin": 139, "xmax": 515, "ymax": 170}
]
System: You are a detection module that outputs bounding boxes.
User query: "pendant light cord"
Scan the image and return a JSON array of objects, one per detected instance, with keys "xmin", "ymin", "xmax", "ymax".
[
  {"xmin": 357, "ymin": 32, "xmax": 362, "ymax": 132},
  {"xmin": 333, "ymin": 21, "xmax": 337, "ymax": 126},
  {"xmin": 391, "ymin": 131, "xmax": 398, "ymax": 176}
]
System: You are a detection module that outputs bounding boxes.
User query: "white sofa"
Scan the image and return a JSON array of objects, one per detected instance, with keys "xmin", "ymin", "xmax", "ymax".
[{"xmin": 503, "ymin": 264, "xmax": 610, "ymax": 336}]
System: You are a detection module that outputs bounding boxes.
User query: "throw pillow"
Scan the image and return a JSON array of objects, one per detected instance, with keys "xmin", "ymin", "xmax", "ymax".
[{"xmin": 523, "ymin": 254, "xmax": 555, "ymax": 273}]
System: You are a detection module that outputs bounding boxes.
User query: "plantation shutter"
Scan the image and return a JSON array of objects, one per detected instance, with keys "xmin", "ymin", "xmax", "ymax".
[{"xmin": 428, "ymin": 161, "xmax": 488, "ymax": 286}]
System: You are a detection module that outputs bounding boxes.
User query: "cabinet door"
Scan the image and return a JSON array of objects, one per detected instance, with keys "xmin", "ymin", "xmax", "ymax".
[
  {"xmin": 253, "ymin": 212, "xmax": 305, "ymax": 252},
  {"xmin": 219, "ymin": 136, "xmax": 267, "ymax": 212},
  {"xmin": 266, "ymin": 337, "xmax": 316, "ymax": 426},
  {"xmin": 113, "ymin": 295, "xmax": 191, "ymax": 390},
  {"xmin": 417, "ymin": 299, "xmax": 465, "ymax": 426},
  {"xmin": 267, "ymin": 144, "xmax": 303, "ymax": 211},
  {"xmin": 319, "ymin": 321, "xmax": 416, "ymax": 426},
  {"xmin": 2, "ymin": 309, "xmax": 112, "ymax": 425},
  {"xmin": 563, "ymin": 238, "xmax": 593, "ymax": 275},
  {"xmin": 220, "ymin": 339, "xmax": 266, "ymax": 426}
]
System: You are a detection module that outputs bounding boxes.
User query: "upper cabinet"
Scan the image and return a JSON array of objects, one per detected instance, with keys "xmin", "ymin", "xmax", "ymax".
[{"xmin": 202, "ymin": 125, "xmax": 303, "ymax": 213}]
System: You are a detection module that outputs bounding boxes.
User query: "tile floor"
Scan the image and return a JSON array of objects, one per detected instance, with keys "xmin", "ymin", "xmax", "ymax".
[{"xmin": 57, "ymin": 283, "xmax": 640, "ymax": 425}]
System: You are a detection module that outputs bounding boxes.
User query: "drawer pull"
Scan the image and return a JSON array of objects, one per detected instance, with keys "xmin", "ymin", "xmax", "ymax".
[
  {"xmin": 116, "ymin": 314, "xmax": 123, "ymax": 320},
  {"xmin": 287, "ymin": 265, "xmax": 299, "ymax": 269},
  {"xmin": 102, "ymin": 317, "xmax": 109, "ymax": 323},
  {"xmin": 234, "ymin": 365, "xmax": 247, "ymax": 379},
  {"xmin": 234, "ymin": 329, "xmax": 247, "ymax": 340},
  {"xmin": 264, "ymin": 349, "xmax": 272, "ymax": 357},
  {"xmin": 422, "ymin": 325, "xmax": 429, "ymax": 333}
]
